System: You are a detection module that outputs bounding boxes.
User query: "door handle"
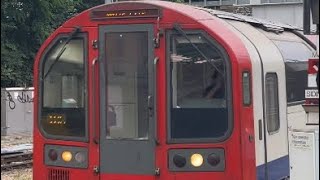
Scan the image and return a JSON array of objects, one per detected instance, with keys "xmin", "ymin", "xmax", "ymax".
[
  {"xmin": 155, "ymin": 167, "xmax": 160, "ymax": 176},
  {"xmin": 92, "ymin": 58, "xmax": 99, "ymax": 144},
  {"xmin": 93, "ymin": 166, "xmax": 100, "ymax": 174},
  {"xmin": 154, "ymin": 57, "xmax": 159, "ymax": 145},
  {"xmin": 148, "ymin": 96, "xmax": 154, "ymax": 111},
  {"xmin": 258, "ymin": 119, "xmax": 263, "ymax": 140}
]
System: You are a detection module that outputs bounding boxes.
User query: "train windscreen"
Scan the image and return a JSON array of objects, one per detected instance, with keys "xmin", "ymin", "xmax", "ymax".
[
  {"xmin": 40, "ymin": 36, "xmax": 87, "ymax": 139},
  {"xmin": 168, "ymin": 33, "xmax": 231, "ymax": 142}
]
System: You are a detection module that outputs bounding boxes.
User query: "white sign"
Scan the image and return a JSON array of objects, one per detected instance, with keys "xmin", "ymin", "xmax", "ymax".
[
  {"xmin": 305, "ymin": 89, "xmax": 319, "ymax": 99},
  {"xmin": 289, "ymin": 131, "xmax": 317, "ymax": 180},
  {"xmin": 291, "ymin": 133, "xmax": 313, "ymax": 150},
  {"xmin": 308, "ymin": 74, "xmax": 318, "ymax": 87}
]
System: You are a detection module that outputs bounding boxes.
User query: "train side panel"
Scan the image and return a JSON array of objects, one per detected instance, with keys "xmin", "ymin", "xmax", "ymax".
[{"xmin": 224, "ymin": 20, "xmax": 289, "ymax": 179}]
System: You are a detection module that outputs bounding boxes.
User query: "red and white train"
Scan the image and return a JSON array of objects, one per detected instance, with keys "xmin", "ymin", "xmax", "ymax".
[{"xmin": 33, "ymin": 1, "xmax": 317, "ymax": 180}]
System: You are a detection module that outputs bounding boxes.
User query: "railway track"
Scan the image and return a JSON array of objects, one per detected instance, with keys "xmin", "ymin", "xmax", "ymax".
[{"xmin": 1, "ymin": 151, "xmax": 33, "ymax": 170}]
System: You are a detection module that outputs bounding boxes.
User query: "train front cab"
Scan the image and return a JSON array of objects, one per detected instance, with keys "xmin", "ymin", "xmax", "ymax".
[{"xmin": 33, "ymin": 1, "xmax": 316, "ymax": 180}]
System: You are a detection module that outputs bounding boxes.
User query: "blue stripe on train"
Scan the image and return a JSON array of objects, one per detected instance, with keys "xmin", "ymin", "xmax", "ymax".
[{"xmin": 257, "ymin": 155, "xmax": 289, "ymax": 180}]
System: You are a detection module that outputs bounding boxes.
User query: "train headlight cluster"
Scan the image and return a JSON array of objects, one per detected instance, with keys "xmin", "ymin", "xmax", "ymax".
[
  {"xmin": 173, "ymin": 153, "xmax": 207, "ymax": 168},
  {"xmin": 48, "ymin": 150, "xmax": 86, "ymax": 163},
  {"xmin": 45, "ymin": 145, "xmax": 88, "ymax": 168},
  {"xmin": 169, "ymin": 149, "xmax": 225, "ymax": 171}
]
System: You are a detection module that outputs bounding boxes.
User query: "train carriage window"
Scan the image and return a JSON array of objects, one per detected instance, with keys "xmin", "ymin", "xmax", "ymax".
[
  {"xmin": 273, "ymin": 40, "xmax": 313, "ymax": 103},
  {"xmin": 168, "ymin": 32, "xmax": 231, "ymax": 142},
  {"xmin": 265, "ymin": 73, "xmax": 280, "ymax": 133},
  {"xmin": 40, "ymin": 36, "xmax": 87, "ymax": 139},
  {"xmin": 242, "ymin": 71, "xmax": 251, "ymax": 106}
]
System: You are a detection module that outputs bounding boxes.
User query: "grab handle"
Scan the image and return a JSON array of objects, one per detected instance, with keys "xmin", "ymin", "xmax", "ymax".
[
  {"xmin": 258, "ymin": 119, "xmax": 263, "ymax": 140},
  {"xmin": 154, "ymin": 57, "xmax": 159, "ymax": 145},
  {"xmin": 92, "ymin": 58, "xmax": 99, "ymax": 144}
]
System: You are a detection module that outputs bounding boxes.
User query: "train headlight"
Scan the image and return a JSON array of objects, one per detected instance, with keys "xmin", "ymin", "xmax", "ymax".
[
  {"xmin": 75, "ymin": 152, "xmax": 85, "ymax": 163},
  {"xmin": 173, "ymin": 154, "xmax": 187, "ymax": 168},
  {"xmin": 61, "ymin": 151, "xmax": 73, "ymax": 162},
  {"xmin": 48, "ymin": 149, "xmax": 58, "ymax": 161},
  {"xmin": 190, "ymin": 153, "xmax": 203, "ymax": 167},
  {"xmin": 207, "ymin": 153, "xmax": 220, "ymax": 166}
]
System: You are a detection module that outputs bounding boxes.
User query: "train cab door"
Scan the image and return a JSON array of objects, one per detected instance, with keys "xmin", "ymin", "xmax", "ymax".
[
  {"xmin": 98, "ymin": 24, "xmax": 156, "ymax": 178},
  {"xmin": 260, "ymin": 40, "xmax": 289, "ymax": 180}
]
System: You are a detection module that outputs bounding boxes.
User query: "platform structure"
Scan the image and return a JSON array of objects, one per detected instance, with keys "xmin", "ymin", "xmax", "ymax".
[{"xmin": 289, "ymin": 56, "xmax": 319, "ymax": 180}]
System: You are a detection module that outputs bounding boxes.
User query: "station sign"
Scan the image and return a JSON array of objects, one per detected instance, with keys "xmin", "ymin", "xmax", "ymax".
[{"xmin": 305, "ymin": 89, "xmax": 319, "ymax": 99}]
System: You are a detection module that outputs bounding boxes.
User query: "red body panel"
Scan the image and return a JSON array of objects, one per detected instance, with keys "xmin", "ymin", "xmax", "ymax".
[
  {"xmin": 33, "ymin": 1, "xmax": 255, "ymax": 180},
  {"xmin": 33, "ymin": 27, "xmax": 100, "ymax": 180}
]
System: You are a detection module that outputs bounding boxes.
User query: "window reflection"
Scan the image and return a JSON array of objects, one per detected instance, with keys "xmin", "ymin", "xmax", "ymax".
[
  {"xmin": 273, "ymin": 40, "xmax": 313, "ymax": 103},
  {"xmin": 266, "ymin": 73, "xmax": 280, "ymax": 133},
  {"xmin": 105, "ymin": 32, "xmax": 149, "ymax": 140},
  {"xmin": 170, "ymin": 34, "xmax": 229, "ymax": 140},
  {"xmin": 170, "ymin": 35, "xmax": 226, "ymax": 109},
  {"xmin": 41, "ymin": 38, "xmax": 86, "ymax": 138}
]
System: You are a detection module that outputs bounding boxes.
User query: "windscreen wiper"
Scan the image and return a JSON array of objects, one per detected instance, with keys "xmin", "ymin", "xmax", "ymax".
[
  {"xmin": 172, "ymin": 23, "xmax": 224, "ymax": 76},
  {"xmin": 44, "ymin": 27, "xmax": 81, "ymax": 79}
]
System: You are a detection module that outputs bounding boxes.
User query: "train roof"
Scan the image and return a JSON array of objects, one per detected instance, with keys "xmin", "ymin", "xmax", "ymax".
[
  {"xmin": 194, "ymin": 7, "xmax": 301, "ymax": 32},
  {"xmin": 89, "ymin": 1, "xmax": 301, "ymax": 32},
  {"xmin": 71, "ymin": 1, "xmax": 301, "ymax": 34}
]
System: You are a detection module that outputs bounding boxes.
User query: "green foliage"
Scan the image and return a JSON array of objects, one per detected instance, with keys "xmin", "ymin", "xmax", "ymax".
[
  {"xmin": 1, "ymin": 0, "xmax": 185, "ymax": 87},
  {"xmin": 1, "ymin": 0, "xmax": 102, "ymax": 87}
]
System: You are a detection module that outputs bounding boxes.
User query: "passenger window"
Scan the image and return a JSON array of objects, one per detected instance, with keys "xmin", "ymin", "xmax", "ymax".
[
  {"xmin": 265, "ymin": 73, "xmax": 280, "ymax": 133},
  {"xmin": 273, "ymin": 41, "xmax": 313, "ymax": 103},
  {"xmin": 242, "ymin": 71, "xmax": 251, "ymax": 106}
]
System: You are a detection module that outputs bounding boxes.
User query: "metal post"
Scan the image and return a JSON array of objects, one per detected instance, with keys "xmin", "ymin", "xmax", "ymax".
[{"xmin": 304, "ymin": 0, "xmax": 311, "ymax": 34}]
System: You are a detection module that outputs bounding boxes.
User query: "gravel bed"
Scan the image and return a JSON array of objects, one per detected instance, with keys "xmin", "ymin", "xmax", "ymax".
[
  {"xmin": 1, "ymin": 135, "xmax": 33, "ymax": 180},
  {"xmin": 1, "ymin": 167, "xmax": 32, "ymax": 180},
  {"xmin": 1, "ymin": 135, "xmax": 33, "ymax": 148}
]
